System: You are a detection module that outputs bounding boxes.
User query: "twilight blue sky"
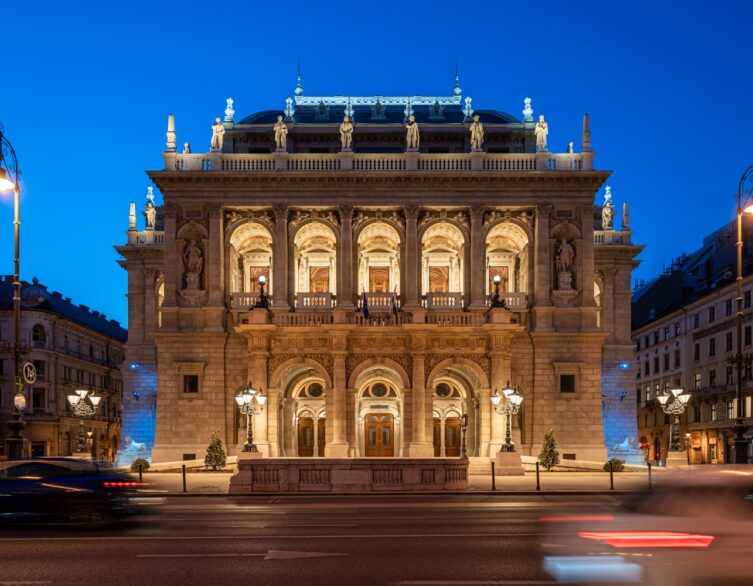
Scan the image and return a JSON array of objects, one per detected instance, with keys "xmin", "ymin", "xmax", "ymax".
[{"xmin": 1, "ymin": 0, "xmax": 752, "ymax": 327}]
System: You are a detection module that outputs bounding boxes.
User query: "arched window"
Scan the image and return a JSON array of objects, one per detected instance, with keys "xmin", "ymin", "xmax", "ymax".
[{"xmin": 31, "ymin": 324, "xmax": 46, "ymax": 348}]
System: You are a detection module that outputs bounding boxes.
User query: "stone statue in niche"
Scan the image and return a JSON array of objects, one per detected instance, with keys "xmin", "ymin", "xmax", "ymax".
[
  {"xmin": 144, "ymin": 187, "xmax": 157, "ymax": 230},
  {"xmin": 405, "ymin": 114, "xmax": 420, "ymax": 151},
  {"xmin": 183, "ymin": 240, "xmax": 204, "ymax": 290},
  {"xmin": 210, "ymin": 117, "xmax": 225, "ymax": 151},
  {"xmin": 554, "ymin": 238, "xmax": 575, "ymax": 290},
  {"xmin": 273, "ymin": 115, "xmax": 288, "ymax": 151},
  {"xmin": 534, "ymin": 114, "xmax": 548, "ymax": 151},
  {"xmin": 601, "ymin": 186, "xmax": 615, "ymax": 230},
  {"xmin": 339, "ymin": 115, "xmax": 354, "ymax": 151},
  {"xmin": 469, "ymin": 114, "xmax": 484, "ymax": 150}
]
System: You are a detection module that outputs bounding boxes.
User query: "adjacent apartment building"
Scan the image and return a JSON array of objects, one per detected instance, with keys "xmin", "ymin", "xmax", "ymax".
[
  {"xmin": 632, "ymin": 218, "xmax": 753, "ymax": 464},
  {"xmin": 0, "ymin": 276, "xmax": 127, "ymax": 459}
]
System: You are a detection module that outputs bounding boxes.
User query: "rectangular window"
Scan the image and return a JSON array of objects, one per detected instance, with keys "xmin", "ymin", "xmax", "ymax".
[
  {"xmin": 645, "ymin": 386, "xmax": 651, "ymax": 402},
  {"xmin": 747, "ymin": 361, "xmax": 753, "ymax": 381},
  {"xmin": 675, "ymin": 322, "xmax": 681, "ymax": 336},
  {"xmin": 0, "ymin": 360, "xmax": 3, "ymax": 375},
  {"xmin": 726, "ymin": 299, "xmax": 733, "ymax": 317},
  {"xmin": 559, "ymin": 374, "xmax": 576, "ymax": 393},
  {"xmin": 727, "ymin": 401, "xmax": 734, "ymax": 419},
  {"xmin": 674, "ymin": 350, "xmax": 681, "ymax": 368},
  {"xmin": 711, "ymin": 403, "xmax": 717, "ymax": 421},
  {"xmin": 709, "ymin": 369, "xmax": 716, "ymax": 387},
  {"xmin": 31, "ymin": 387, "xmax": 46, "ymax": 413},
  {"xmin": 726, "ymin": 332, "xmax": 733, "ymax": 353},
  {"xmin": 644, "ymin": 335, "xmax": 649, "ymax": 348},
  {"xmin": 727, "ymin": 366, "xmax": 734, "ymax": 386},
  {"xmin": 746, "ymin": 290, "xmax": 751, "ymax": 309},
  {"xmin": 663, "ymin": 354, "xmax": 669, "ymax": 371},
  {"xmin": 694, "ymin": 406, "xmax": 701, "ymax": 423},
  {"xmin": 182, "ymin": 375, "xmax": 199, "ymax": 393},
  {"xmin": 636, "ymin": 339, "xmax": 641, "ymax": 351},
  {"xmin": 746, "ymin": 326, "xmax": 752, "ymax": 347},
  {"xmin": 694, "ymin": 372, "xmax": 702, "ymax": 389},
  {"xmin": 644, "ymin": 361, "xmax": 650, "ymax": 376},
  {"xmin": 709, "ymin": 338, "xmax": 716, "ymax": 357},
  {"xmin": 654, "ymin": 357, "xmax": 660, "ymax": 373},
  {"xmin": 709, "ymin": 307, "xmax": 715, "ymax": 322},
  {"xmin": 653, "ymin": 331, "xmax": 659, "ymax": 345},
  {"xmin": 694, "ymin": 313, "xmax": 700, "ymax": 329},
  {"xmin": 694, "ymin": 343, "xmax": 700, "ymax": 361},
  {"xmin": 32, "ymin": 360, "xmax": 46, "ymax": 380},
  {"xmin": 663, "ymin": 327, "xmax": 670, "ymax": 341}
]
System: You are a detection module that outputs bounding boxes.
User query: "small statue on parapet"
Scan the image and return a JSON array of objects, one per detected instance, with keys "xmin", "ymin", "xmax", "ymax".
[
  {"xmin": 535, "ymin": 114, "xmax": 548, "ymax": 151},
  {"xmin": 405, "ymin": 114, "xmax": 420, "ymax": 151},
  {"xmin": 469, "ymin": 114, "xmax": 484, "ymax": 151},
  {"xmin": 273, "ymin": 115, "xmax": 288, "ymax": 151},
  {"xmin": 340, "ymin": 115, "xmax": 354, "ymax": 151},
  {"xmin": 210, "ymin": 117, "xmax": 225, "ymax": 151}
]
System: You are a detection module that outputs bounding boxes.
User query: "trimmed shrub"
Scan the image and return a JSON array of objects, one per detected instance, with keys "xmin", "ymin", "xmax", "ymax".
[
  {"xmin": 603, "ymin": 458, "xmax": 625, "ymax": 472},
  {"xmin": 130, "ymin": 458, "xmax": 150, "ymax": 473}
]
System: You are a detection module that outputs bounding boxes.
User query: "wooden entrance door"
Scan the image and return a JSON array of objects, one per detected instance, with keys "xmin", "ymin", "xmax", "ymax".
[
  {"xmin": 433, "ymin": 418, "xmax": 441, "ymax": 456},
  {"xmin": 364, "ymin": 413, "xmax": 394, "ymax": 457},
  {"xmin": 317, "ymin": 418, "xmax": 325, "ymax": 457},
  {"xmin": 444, "ymin": 417, "xmax": 461, "ymax": 457},
  {"xmin": 297, "ymin": 417, "xmax": 315, "ymax": 457}
]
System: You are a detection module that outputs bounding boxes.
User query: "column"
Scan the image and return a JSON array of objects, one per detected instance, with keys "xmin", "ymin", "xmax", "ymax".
[
  {"xmin": 440, "ymin": 417, "xmax": 446, "ymax": 457},
  {"xmin": 207, "ymin": 205, "xmax": 223, "ymax": 306},
  {"xmin": 534, "ymin": 205, "xmax": 551, "ymax": 305},
  {"xmin": 404, "ymin": 206, "xmax": 419, "ymax": 308},
  {"xmin": 253, "ymin": 353, "xmax": 269, "ymax": 453},
  {"xmin": 469, "ymin": 207, "xmax": 486, "ymax": 309},
  {"xmin": 489, "ymin": 351, "xmax": 512, "ymax": 452},
  {"xmin": 272, "ymin": 205, "xmax": 289, "ymax": 309},
  {"xmin": 338, "ymin": 206, "xmax": 354, "ymax": 307},
  {"xmin": 326, "ymin": 353, "xmax": 348, "ymax": 457},
  {"xmin": 579, "ymin": 205, "xmax": 596, "ymax": 305},
  {"xmin": 161, "ymin": 205, "xmax": 179, "ymax": 308},
  {"xmin": 478, "ymin": 387, "xmax": 492, "ymax": 456},
  {"xmin": 409, "ymin": 351, "xmax": 433, "ymax": 456}
]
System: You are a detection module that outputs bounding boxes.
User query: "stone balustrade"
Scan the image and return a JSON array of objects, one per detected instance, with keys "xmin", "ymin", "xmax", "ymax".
[
  {"xmin": 165, "ymin": 151, "xmax": 594, "ymax": 173},
  {"xmin": 424, "ymin": 292, "xmax": 463, "ymax": 310},
  {"xmin": 230, "ymin": 291, "xmax": 264, "ymax": 309},
  {"xmin": 594, "ymin": 229, "xmax": 632, "ymax": 245},
  {"xmin": 294, "ymin": 292, "xmax": 334, "ymax": 310},
  {"xmin": 126, "ymin": 230, "xmax": 164, "ymax": 245},
  {"xmin": 357, "ymin": 292, "xmax": 398, "ymax": 312},
  {"xmin": 229, "ymin": 456, "xmax": 469, "ymax": 493}
]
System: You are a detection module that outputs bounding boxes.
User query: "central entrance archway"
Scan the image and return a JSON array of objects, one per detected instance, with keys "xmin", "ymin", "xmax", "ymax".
[{"xmin": 364, "ymin": 413, "xmax": 394, "ymax": 457}]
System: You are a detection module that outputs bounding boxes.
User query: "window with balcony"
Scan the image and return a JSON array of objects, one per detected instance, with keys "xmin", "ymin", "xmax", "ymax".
[
  {"xmin": 228, "ymin": 220, "xmax": 274, "ymax": 309},
  {"xmin": 293, "ymin": 221, "xmax": 338, "ymax": 309},
  {"xmin": 694, "ymin": 372, "xmax": 701, "ymax": 389},
  {"xmin": 709, "ymin": 369, "xmax": 716, "ymax": 387},
  {"xmin": 358, "ymin": 221, "xmax": 401, "ymax": 303},
  {"xmin": 422, "ymin": 222, "xmax": 466, "ymax": 309},
  {"xmin": 32, "ymin": 360, "xmax": 46, "ymax": 381},
  {"xmin": 31, "ymin": 387, "xmax": 46, "ymax": 414},
  {"xmin": 711, "ymin": 403, "xmax": 717, "ymax": 421},
  {"xmin": 485, "ymin": 221, "xmax": 529, "ymax": 309}
]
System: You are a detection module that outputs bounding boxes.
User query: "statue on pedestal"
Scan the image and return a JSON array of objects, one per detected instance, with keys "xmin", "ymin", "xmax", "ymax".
[
  {"xmin": 183, "ymin": 240, "xmax": 204, "ymax": 290},
  {"xmin": 535, "ymin": 115, "xmax": 548, "ymax": 151},
  {"xmin": 405, "ymin": 115, "xmax": 420, "ymax": 151},
  {"xmin": 555, "ymin": 238, "xmax": 575, "ymax": 290},
  {"xmin": 210, "ymin": 117, "xmax": 225, "ymax": 151},
  {"xmin": 469, "ymin": 114, "xmax": 484, "ymax": 150},
  {"xmin": 144, "ymin": 186, "xmax": 157, "ymax": 229},
  {"xmin": 602, "ymin": 186, "xmax": 615, "ymax": 230},
  {"xmin": 183, "ymin": 142, "xmax": 191, "ymax": 154},
  {"xmin": 339, "ymin": 115, "xmax": 354, "ymax": 151},
  {"xmin": 273, "ymin": 115, "xmax": 288, "ymax": 151}
]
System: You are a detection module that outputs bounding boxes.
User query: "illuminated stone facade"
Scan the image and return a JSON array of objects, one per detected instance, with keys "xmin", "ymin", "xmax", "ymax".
[{"xmin": 117, "ymin": 84, "xmax": 641, "ymax": 464}]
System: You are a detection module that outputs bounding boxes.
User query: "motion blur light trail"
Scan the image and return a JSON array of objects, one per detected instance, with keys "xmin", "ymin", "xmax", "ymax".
[
  {"xmin": 544, "ymin": 556, "xmax": 643, "ymax": 583},
  {"xmin": 578, "ymin": 531, "xmax": 715, "ymax": 548}
]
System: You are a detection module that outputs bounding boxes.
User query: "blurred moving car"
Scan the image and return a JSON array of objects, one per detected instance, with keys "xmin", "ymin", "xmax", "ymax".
[
  {"xmin": 0, "ymin": 457, "xmax": 147, "ymax": 525},
  {"xmin": 540, "ymin": 467, "xmax": 753, "ymax": 585}
]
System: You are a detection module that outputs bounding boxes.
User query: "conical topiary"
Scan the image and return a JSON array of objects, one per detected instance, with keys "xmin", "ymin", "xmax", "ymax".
[
  {"xmin": 538, "ymin": 429, "xmax": 560, "ymax": 471},
  {"xmin": 204, "ymin": 431, "xmax": 227, "ymax": 471}
]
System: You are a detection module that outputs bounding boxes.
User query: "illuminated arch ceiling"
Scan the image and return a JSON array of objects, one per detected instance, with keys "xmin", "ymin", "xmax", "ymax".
[
  {"xmin": 358, "ymin": 222, "xmax": 401, "ymax": 251},
  {"xmin": 422, "ymin": 222, "xmax": 465, "ymax": 250},
  {"xmin": 294, "ymin": 221, "xmax": 337, "ymax": 252},
  {"xmin": 486, "ymin": 222, "xmax": 528, "ymax": 252},
  {"xmin": 230, "ymin": 222, "xmax": 273, "ymax": 251}
]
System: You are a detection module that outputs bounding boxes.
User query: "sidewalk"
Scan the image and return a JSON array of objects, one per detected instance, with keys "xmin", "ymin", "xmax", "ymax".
[{"xmin": 132, "ymin": 470, "xmax": 653, "ymax": 495}]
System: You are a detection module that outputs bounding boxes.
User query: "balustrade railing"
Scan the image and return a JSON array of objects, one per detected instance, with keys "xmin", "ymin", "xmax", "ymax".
[
  {"xmin": 351, "ymin": 312, "xmax": 411, "ymax": 326},
  {"xmin": 424, "ymin": 292, "xmax": 463, "ymax": 310},
  {"xmin": 127, "ymin": 231, "xmax": 164, "ymax": 245},
  {"xmin": 357, "ymin": 292, "xmax": 399, "ymax": 312},
  {"xmin": 425, "ymin": 312, "xmax": 486, "ymax": 327},
  {"xmin": 230, "ymin": 292, "xmax": 264, "ymax": 309},
  {"xmin": 295, "ymin": 292, "xmax": 334, "ymax": 310},
  {"xmin": 164, "ymin": 151, "xmax": 593, "ymax": 172},
  {"xmin": 272, "ymin": 313, "xmax": 334, "ymax": 327},
  {"xmin": 486, "ymin": 292, "xmax": 528, "ymax": 311},
  {"xmin": 594, "ymin": 230, "xmax": 633, "ymax": 245}
]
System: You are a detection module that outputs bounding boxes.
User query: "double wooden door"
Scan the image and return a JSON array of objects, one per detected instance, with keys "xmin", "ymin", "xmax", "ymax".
[
  {"xmin": 297, "ymin": 417, "xmax": 325, "ymax": 457},
  {"xmin": 433, "ymin": 417, "xmax": 462, "ymax": 457},
  {"xmin": 364, "ymin": 413, "xmax": 394, "ymax": 457}
]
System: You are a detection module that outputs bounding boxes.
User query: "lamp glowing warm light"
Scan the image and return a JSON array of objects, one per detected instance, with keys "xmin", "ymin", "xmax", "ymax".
[
  {"xmin": 256, "ymin": 391, "xmax": 267, "ymax": 406},
  {"xmin": 657, "ymin": 394, "xmax": 670, "ymax": 405},
  {"xmin": 509, "ymin": 392, "xmax": 524, "ymax": 407},
  {"xmin": 89, "ymin": 394, "xmax": 101, "ymax": 407},
  {"xmin": 490, "ymin": 390, "xmax": 502, "ymax": 407},
  {"xmin": 258, "ymin": 275, "xmax": 266, "ymax": 285},
  {"xmin": 13, "ymin": 393, "xmax": 26, "ymax": 411},
  {"xmin": 502, "ymin": 381, "xmax": 515, "ymax": 398},
  {"xmin": 670, "ymin": 387, "xmax": 683, "ymax": 397},
  {"xmin": 0, "ymin": 169, "xmax": 15, "ymax": 192},
  {"xmin": 493, "ymin": 275, "xmax": 501, "ymax": 285},
  {"xmin": 744, "ymin": 203, "xmax": 753, "ymax": 215},
  {"xmin": 67, "ymin": 394, "xmax": 81, "ymax": 406}
]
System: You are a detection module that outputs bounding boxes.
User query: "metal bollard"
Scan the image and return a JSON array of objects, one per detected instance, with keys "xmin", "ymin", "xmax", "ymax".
[
  {"xmin": 648, "ymin": 462, "xmax": 652, "ymax": 490},
  {"xmin": 609, "ymin": 460, "xmax": 614, "ymax": 491},
  {"xmin": 138, "ymin": 463, "xmax": 143, "ymax": 483},
  {"xmin": 491, "ymin": 461, "xmax": 496, "ymax": 491},
  {"xmin": 535, "ymin": 461, "xmax": 541, "ymax": 491},
  {"xmin": 182, "ymin": 464, "xmax": 187, "ymax": 493}
]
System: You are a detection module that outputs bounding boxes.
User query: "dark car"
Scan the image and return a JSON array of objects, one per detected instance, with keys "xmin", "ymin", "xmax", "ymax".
[{"xmin": 0, "ymin": 457, "xmax": 147, "ymax": 525}]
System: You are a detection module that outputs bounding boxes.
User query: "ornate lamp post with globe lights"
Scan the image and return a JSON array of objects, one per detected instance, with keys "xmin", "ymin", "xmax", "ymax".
[
  {"xmin": 0, "ymin": 125, "xmax": 28, "ymax": 460},
  {"xmin": 490, "ymin": 381, "xmax": 525, "ymax": 452},
  {"xmin": 254, "ymin": 275, "xmax": 270, "ymax": 309},
  {"xmin": 235, "ymin": 383, "xmax": 267, "ymax": 452},
  {"xmin": 489, "ymin": 274, "xmax": 507, "ymax": 309},
  {"xmin": 67, "ymin": 389, "xmax": 102, "ymax": 454},
  {"xmin": 657, "ymin": 387, "xmax": 691, "ymax": 454}
]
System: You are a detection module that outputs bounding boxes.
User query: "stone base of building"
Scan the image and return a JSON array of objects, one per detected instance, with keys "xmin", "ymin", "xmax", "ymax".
[
  {"xmin": 229, "ymin": 457, "xmax": 469, "ymax": 493},
  {"xmin": 494, "ymin": 450, "xmax": 525, "ymax": 476}
]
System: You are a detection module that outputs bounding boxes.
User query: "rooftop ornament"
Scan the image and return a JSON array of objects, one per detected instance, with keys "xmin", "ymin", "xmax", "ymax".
[
  {"xmin": 522, "ymin": 97, "xmax": 533, "ymax": 122},
  {"xmin": 224, "ymin": 98, "xmax": 235, "ymax": 124}
]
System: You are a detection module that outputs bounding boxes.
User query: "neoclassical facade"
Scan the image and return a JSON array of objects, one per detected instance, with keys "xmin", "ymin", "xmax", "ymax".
[{"xmin": 118, "ymin": 81, "xmax": 641, "ymax": 464}]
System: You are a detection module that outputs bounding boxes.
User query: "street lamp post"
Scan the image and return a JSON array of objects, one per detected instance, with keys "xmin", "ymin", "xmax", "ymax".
[
  {"xmin": 489, "ymin": 274, "xmax": 507, "ymax": 309},
  {"xmin": 657, "ymin": 387, "xmax": 691, "ymax": 454},
  {"xmin": 66, "ymin": 389, "xmax": 101, "ymax": 454},
  {"xmin": 734, "ymin": 164, "xmax": 753, "ymax": 464},
  {"xmin": 254, "ymin": 275, "xmax": 270, "ymax": 309},
  {"xmin": 235, "ymin": 383, "xmax": 267, "ymax": 452},
  {"xmin": 490, "ymin": 381, "xmax": 525, "ymax": 452},
  {"xmin": 0, "ymin": 127, "xmax": 26, "ymax": 461}
]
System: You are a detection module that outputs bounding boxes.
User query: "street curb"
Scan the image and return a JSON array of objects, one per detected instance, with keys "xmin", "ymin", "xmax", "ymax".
[{"xmin": 150, "ymin": 490, "xmax": 645, "ymax": 497}]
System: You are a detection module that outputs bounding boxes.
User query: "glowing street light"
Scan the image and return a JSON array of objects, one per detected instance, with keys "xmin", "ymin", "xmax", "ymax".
[
  {"xmin": 235, "ymin": 383, "xmax": 267, "ymax": 452},
  {"xmin": 491, "ymin": 381, "xmax": 525, "ymax": 452}
]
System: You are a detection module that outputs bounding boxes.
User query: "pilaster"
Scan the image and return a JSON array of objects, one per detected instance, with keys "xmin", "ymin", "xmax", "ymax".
[
  {"xmin": 272, "ymin": 205, "xmax": 290, "ymax": 310},
  {"xmin": 404, "ymin": 206, "xmax": 420, "ymax": 309},
  {"xmin": 469, "ymin": 206, "xmax": 486, "ymax": 310},
  {"xmin": 338, "ymin": 206, "xmax": 354, "ymax": 307}
]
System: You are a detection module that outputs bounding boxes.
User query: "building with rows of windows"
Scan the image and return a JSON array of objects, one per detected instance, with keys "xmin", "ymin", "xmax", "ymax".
[
  {"xmin": 0, "ymin": 276, "xmax": 126, "ymax": 459},
  {"xmin": 117, "ymin": 77, "xmax": 641, "ymax": 467},
  {"xmin": 633, "ymin": 217, "xmax": 753, "ymax": 464}
]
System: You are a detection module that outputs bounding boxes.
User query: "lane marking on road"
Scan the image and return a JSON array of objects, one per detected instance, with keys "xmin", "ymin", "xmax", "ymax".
[
  {"xmin": 396, "ymin": 581, "xmax": 561, "ymax": 585},
  {"xmin": 137, "ymin": 550, "xmax": 348, "ymax": 561},
  {"xmin": 0, "ymin": 532, "xmax": 559, "ymax": 543}
]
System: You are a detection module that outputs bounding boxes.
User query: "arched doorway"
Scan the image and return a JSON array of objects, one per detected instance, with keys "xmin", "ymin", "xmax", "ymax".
[
  {"xmin": 278, "ymin": 367, "xmax": 327, "ymax": 457},
  {"xmin": 354, "ymin": 367, "xmax": 405, "ymax": 457},
  {"xmin": 429, "ymin": 363, "xmax": 482, "ymax": 457},
  {"xmin": 293, "ymin": 221, "xmax": 337, "ymax": 309}
]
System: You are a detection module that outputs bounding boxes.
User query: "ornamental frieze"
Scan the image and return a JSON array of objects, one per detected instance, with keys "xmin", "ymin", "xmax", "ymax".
[
  {"xmin": 418, "ymin": 209, "xmax": 470, "ymax": 231},
  {"xmin": 289, "ymin": 209, "xmax": 340, "ymax": 231},
  {"xmin": 268, "ymin": 352, "xmax": 334, "ymax": 384},
  {"xmin": 271, "ymin": 336, "xmax": 330, "ymax": 352},
  {"xmin": 223, "ymin": 209, "xmax": 275, "ymax": 227},
  {"xmin": 345, "ymin": 353, "xmax": 413, "ymax": 387},
  {"xmin": 483, "ymin": 209, "xmax": 533, "ymax": 229},
  {"xmin": 428, "ymin": 336, "xmax": 486, "ymax": 351},
  {"xmin": 351, "ymin": 209, "xmax": 405, "ymax": 232}
]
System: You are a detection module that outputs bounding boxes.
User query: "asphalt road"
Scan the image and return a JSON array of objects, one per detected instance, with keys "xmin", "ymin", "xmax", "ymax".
[{"xmin": 0, "ymin": 494, "xmax": 626, "ymax": 586}]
